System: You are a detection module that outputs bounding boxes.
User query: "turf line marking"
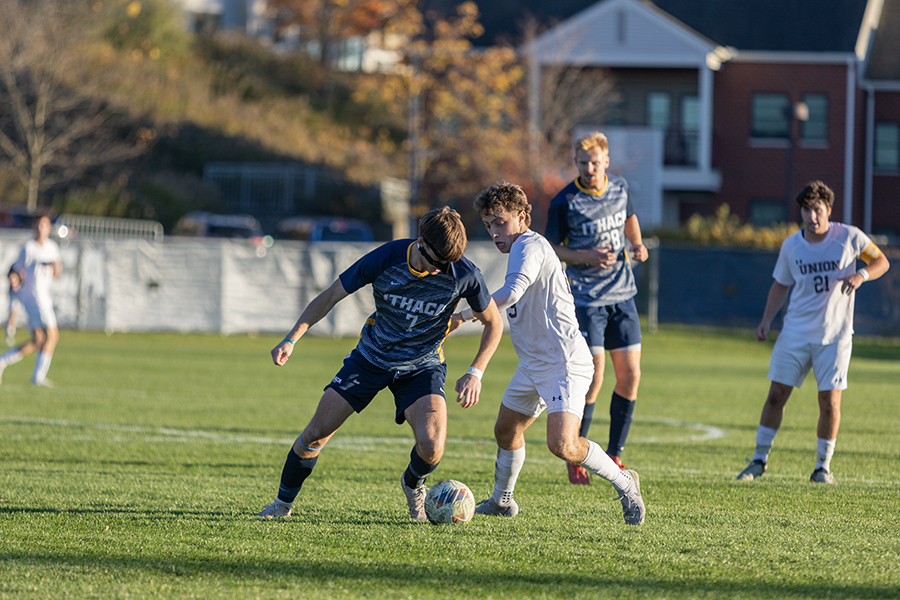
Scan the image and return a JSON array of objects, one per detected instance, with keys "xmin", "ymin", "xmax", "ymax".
[
  {"xmin": 5, "ymin": 417, "xmax": 900, "ymax": 484},
  {"xmin": 0, "ymin": 415, "xmax": 725, "ymax": 446}
]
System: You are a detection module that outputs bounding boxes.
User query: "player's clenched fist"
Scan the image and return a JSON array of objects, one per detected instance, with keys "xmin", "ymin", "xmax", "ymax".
[{"xmin": 272, "ymin": 340, "xmax": 294, "ymax": 366}]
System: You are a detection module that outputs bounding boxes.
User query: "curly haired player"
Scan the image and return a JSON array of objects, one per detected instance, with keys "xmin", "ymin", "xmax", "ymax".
[{"xmin": 452, "ymin": 182, "xmax": 644, "ymax": 525}]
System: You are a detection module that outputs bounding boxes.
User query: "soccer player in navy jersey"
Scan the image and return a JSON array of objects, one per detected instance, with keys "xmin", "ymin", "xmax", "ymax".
[
  {"xmin": 737, "ymin": 181, "xmax": 890, "ymax": 484},
  {"xmin": 257, "ymin": 207, "xmax": 503, "ymax": 520},
  {"xmin": 545, "ymin": 131, "xmax": 648, "ymax": 483}
]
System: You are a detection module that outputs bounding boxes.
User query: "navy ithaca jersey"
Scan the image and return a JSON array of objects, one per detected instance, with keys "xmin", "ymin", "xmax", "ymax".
[
  {"xmin": 545, "ymin": 176, "xmax": 637, "ymax": 307},
  {"xmin": 339, "ymin": 239, "xmax": 492, "ymax": 371}
]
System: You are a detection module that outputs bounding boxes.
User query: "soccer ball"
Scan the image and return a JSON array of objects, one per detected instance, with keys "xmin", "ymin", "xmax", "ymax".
[{"xmin": 424, "ymin": 479, "xmax": 475, "ymax": 524}]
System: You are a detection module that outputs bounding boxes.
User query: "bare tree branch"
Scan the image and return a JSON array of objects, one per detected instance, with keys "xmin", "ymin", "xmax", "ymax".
[{"xmin": 0, "ymin": 0, "xmax": 144, "ymax": 212}]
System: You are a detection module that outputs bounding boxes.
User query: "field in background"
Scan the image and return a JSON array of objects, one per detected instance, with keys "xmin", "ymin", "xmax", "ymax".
[{"xmin": 1, "ymin": 327, "xmax": 898, "ymax": 599}]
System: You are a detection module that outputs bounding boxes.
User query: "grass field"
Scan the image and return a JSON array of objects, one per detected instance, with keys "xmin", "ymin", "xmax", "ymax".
[{"xmin": 1, "ymin": 326, "xmax": 898, "ymax": 599}]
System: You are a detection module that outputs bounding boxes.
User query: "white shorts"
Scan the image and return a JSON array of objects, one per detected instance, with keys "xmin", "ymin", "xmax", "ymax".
[
  {"xmin": 21, "ymin": 293, "xmax": 57, "ymax": 331},
  {"xmin": 501, "ymin": 361, "xmax": 592, "ymax": 419},
  {"xmin": 768, "ymin": 335, "xmax": 851, "ymax": 391}
]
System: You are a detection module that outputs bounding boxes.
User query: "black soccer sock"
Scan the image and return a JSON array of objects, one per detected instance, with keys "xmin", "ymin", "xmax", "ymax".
[
  {"xmin": 277, "ymin": 449, "xmax": 318, "ymax": 503},
  {"xmin": 579, "ymin": 402, "xmax": 596, "ymax": 438},
  {"xmin": 608, "ymin": 391, "xmax": 636, "ymax": 458},
  {"xmin": 403, "ymin": 447, "xmax": 438, "ymax": 489}
]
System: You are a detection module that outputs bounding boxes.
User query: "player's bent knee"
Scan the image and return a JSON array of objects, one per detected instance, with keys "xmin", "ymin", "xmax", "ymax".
[
  {"xmin": 416, "ymin": 444, "xmax": 443, "ymax": 465},
  {"xmin": 546, "ymin": 437, "xmax": 580, "ymax": 462}
]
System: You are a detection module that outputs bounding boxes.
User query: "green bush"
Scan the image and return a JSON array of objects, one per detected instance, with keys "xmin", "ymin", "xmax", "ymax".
[{"xmin": 657, "ymin": 204, "xmax": 799, "ymax": 250}]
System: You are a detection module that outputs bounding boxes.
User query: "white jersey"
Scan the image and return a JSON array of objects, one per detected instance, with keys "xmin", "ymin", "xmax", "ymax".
[
  {"xmin": 500, "ymin": 230, "xmax": 592, "ymax": 372},
  {"xmin": 13, "ymin": 238, "xmax": 61, "ymax": 302},
  {"xmin": 773, "ymin": 222, "xmax": 881, "ymax": 345}
]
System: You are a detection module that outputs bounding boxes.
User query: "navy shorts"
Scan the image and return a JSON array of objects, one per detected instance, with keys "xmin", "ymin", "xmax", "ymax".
[
  {"xmin": 325, "ymin": 349, "xmax": 447, "ymax": 425},
  {"xmin": 575, "ymin": 298, "xmax": 642, "ymax": 353}
]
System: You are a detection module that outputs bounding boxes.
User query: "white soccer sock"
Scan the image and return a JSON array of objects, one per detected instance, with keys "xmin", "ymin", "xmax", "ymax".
[
  {"xmin": 581, "ymin": 439, "xmax": 632, "ymax": 493},
  {"xmin": 816, "ymin": 438, "xmax": 836, "ymax": 471},
  {"xmin": 490, "ymin": 446, "xmax": 525, "ymax": 506},
  {"xmin": 752, "ymin": 425, "xmax": 778, "ymax": 462},
  {"xmin": 0, "ymin": 348, "xmax": 23, "ymax": 369},
  {"xmin": 32, "ymin": 351, "xmax": 52, "ymax": 383}
]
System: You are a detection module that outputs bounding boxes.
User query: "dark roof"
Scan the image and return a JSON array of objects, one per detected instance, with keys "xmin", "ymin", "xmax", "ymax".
[
  {"xmin": 865, "ymin": 0, "xmax": 900, "ymax": 80},
  {"xmin": 649, "ymin": 0, "xmax": 869, "ymax": 53},
  {"xmin": 420, "ymin": 0, "xmax": 595, "ymax": 45},
  {"xmin": 432, "ymin": 0, "xmax": 870, "ymax": 53}
]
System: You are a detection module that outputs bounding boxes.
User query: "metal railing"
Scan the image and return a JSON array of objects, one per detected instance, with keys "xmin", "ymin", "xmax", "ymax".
[{"xmin": 56, "ymin": 214, "xmax": 164, "ymax": 242}]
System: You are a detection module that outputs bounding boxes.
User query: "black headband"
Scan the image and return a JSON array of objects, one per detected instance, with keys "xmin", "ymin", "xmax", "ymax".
[{"xmin": 422, "ymin": 236, "xmax": 449, "ymax": 264}]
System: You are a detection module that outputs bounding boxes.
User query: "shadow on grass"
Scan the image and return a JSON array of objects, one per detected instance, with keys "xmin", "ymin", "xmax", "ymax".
[
  {"xmin": 0, "ymin": 505, "xmax": 404, "ymax": 526},
  {"xmin": 0, "ymin": 549, "xmax": 897, "ymax": 599},
  {"xmin": 851, "ymin": 339, "xmax": 900, "ymax": 361}
]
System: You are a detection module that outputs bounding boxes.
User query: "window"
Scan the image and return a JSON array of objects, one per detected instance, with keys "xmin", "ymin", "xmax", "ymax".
[
  {"xmin": 606, "ymin": 97, "xmax": 628, "ymax": 125},
  {"xmin": 681, "ymin": 96, "xmax": 700, "ymax": 132},
  {"xmin": 874, "ymin": 122, "xmax": 900, "ymax": 171},
  {"xmin": 751, "ymin": 94, "xmax": 789, "ymax": 139},
  {"xmin": 646, "ymin": 93, "xmax": 671, "ymax": 130},
  {"xmin": 681, "ymin": 95, "xmax": 700, "ymax": 165},
  {"xmin": 750, "ymin": 200, "xmax": 787, "ymax": 226},
  {"xmin": 801, "ymin": 94, "xmax": 827, "ymax": 142},
  {"xmin": 337, "ymin": 36, "xmax": 365, "ymax": 72}
]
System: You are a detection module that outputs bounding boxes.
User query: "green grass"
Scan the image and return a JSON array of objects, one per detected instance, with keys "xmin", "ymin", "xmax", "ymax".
[{"xmin": 1, "ymin": 327, "xmax": 899, "ymax": 599}]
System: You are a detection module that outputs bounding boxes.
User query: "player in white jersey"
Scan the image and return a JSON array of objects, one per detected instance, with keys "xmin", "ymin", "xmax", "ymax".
[
  {"xmin": 452, "ymin": 182, "xmax": 644, "ymax": 525},
  {"xmin": 737, "ymin": 181, "xmax": 890, "ymax": 484},
  {"xmin": 0, "ymin": 215, "xmax": 62, "ymax": 386}
]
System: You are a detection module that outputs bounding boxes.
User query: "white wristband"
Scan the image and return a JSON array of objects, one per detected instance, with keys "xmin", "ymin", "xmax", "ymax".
[
  {"xmin": 857, "ymin": 268, "xmax": 869, "ymax": 282},
  {"xmin": 466, "ymin": 366, "xmax": 483, "ymax": 380},
  {"xmin": 460, "ymin": 308, "xmax": 475, "ymax": 321}
]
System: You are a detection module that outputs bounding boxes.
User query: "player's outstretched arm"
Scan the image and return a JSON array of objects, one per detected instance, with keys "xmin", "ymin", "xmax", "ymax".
[
  {"xmin": 272, "ymin": 279, "xmax": 349, "ymax": 366},
  {"xmin": 756, "ymin": 281, "xmax": 791, "ymax": 342},
  {"xmin": 454, "ymin": 299, "xmax": 503, "ymax": 409}
]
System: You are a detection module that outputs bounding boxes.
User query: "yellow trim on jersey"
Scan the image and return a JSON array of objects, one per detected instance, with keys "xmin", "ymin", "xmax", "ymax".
[
  {"xmin": 860, "ymin": 242, "xmax": 882, "ymax": 264},
  {"xmin": 407, "ymin": 241, "xmax": 430, "ymax": 278},
  {"xmin": 574, "ymin": 175, "xmax": 608, "ymax": 197}
]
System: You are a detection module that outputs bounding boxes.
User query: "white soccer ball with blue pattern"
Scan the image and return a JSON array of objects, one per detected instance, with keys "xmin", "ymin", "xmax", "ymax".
[{"xmin": 424, "ymin": 479, "xmax": 475, "ymax": 524}]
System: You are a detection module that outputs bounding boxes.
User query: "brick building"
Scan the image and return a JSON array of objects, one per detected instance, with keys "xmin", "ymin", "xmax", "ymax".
[{"xmin": 523, "ymin": 0, "xmax": 900, "ymax": 239}]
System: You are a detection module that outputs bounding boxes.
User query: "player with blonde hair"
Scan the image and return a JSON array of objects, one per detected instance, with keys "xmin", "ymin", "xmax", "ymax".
[{"xmin": 546, "ymin": 131, "xmax": 648, "ymax": 483}]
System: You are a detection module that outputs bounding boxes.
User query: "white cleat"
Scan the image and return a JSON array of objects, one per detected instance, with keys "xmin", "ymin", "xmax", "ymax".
[
  {"xmin": 474, "ymin": 497, "xmax": 519, "ymax": 517},
  {"xmin": 257, "ymin": 500, "xmax": 292, "ymax": 518},
  {"xmin": 401, "ymin": 475, "xmax": 427, "ymax": 521},
  {"xmin": 737, "ymin": 459, "xmax": 767, "ymax": 481},
  {"xmin": 617, "ymin": 469, "xmax": 645, "ymax": 525},
  {"xmin": 810, "ymin": 468, "xmax": 835, "ymax": 484}
]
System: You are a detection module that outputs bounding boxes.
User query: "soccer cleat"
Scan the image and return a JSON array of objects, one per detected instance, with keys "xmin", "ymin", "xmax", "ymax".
[
  {"xmin": 474, "ymin": 497, "xmax": 519, "ymax": 517},
  {"xmin": 32, "ymin": 378, "xmax": 54, "ymax": 388},
  {"xmin": 616, "ymin": 469, "xmax": 645, "ymax": 525},
  {"xmin": 257, "ymin": 500, "xmax": 292, "ymax": 518},
  {"xmin": 736, "ymin": 459, "xmax": 767, "ymax": 481},
  {"xmin": 610, "ymin": 455, "xmax": 627, "ymax": 470},
  {"xmin": 401, "ymin": 475, "xmax": 427, "ymax": 520},
  {"xmin": 567, "ymin": 462, "xmax": 591, "ymax": 484},
  {"xmin": 810, "ymin": 468, "xmax": 835, "ymax": 484}
]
